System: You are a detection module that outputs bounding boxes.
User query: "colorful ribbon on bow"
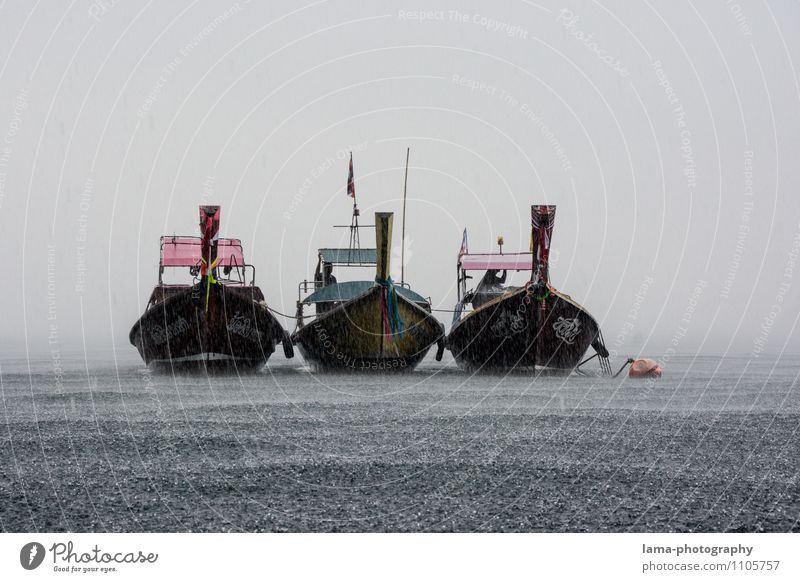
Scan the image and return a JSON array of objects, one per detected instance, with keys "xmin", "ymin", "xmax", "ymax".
[
  {"xmin": 375, "ymin": 277, "xmax": 404, "ymax": 340},
  {"xmin": 202, "ymin": 257, "xmax": 221, "ymax": 312}
]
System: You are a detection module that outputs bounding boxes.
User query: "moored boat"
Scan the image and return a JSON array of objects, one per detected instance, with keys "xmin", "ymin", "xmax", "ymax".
[
  {"xmin": 446, "ymin": 205, "xmax": 609, "ymax": 374},
  {"xmin": 292, "ymin": 211, "xmax": 445, "ymax": 372},
  {"xmin": 129, "ymin": 205, "xmax": 292, "ymax": 371}
]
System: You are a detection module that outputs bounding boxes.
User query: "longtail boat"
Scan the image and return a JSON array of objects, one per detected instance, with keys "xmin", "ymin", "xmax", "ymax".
[
  {"xmin": 291, "ymin": 211, "xmax": 445, "ymax": 372},
  {"xmin": 129, "ymin": 205, "xmax": 292, "ymax": 370},
  {"xmin": 446, "ymin": 205, "xmax": 610, "ymax": 374}
]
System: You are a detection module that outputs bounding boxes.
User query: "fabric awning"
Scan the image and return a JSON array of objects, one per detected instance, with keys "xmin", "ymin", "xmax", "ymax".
[
  {"xmin": 459, "ymin": 253, "xmax": 533, "ymax": 271},
  {"xmin": 160, "ymin": 236, "xmax": 245, "ymax": 267}
]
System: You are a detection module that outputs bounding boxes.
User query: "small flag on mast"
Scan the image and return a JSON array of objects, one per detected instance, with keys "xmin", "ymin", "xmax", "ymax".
[
  {"xmin": 347, "ymin": 152, "xmax": 356, "ymax": 199},
  {"xmin": 458, "ymin": 228, "xmax": 468, "ymax": 257}
]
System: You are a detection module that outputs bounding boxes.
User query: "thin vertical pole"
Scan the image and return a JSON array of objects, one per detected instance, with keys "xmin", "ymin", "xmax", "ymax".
[
  {"xmin": 529, "ymin": 205, "xmax": 536, "ymax": 284},
  {"xmin": 349, "ymin": 152, "xmax": 360, "ymax": 253},
  {"xmin": 400, "ymin": 147, "xmax": 410, "ymax": 284},
  {"xmin": 528, "ymin": 205, "xmax": 536, "ymax": 372}
]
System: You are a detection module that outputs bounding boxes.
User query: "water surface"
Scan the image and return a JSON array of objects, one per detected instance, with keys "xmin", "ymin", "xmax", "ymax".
[{"xmin": 1, "ymin": 353, "xmax": 797, "ymax": 532}]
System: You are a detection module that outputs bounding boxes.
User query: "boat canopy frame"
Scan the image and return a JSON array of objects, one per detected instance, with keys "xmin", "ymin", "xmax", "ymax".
[
  {"xmin": 317, "ymin": 247, "xmax": 377, "ymax": 266},
  {"xmin": 297, "ymin": 246, "xmax": 424, "ymax": 307},
  {"xmin": 297, "ymin": 247, "xmax": 378, "ymax": 302},
  {"xmin": 158, "ymin": 235, "xmax": 256, "ymax": 286},
  {"xmin": 456, "ymin": 251, "xmax": 533, "ymax": 302}
]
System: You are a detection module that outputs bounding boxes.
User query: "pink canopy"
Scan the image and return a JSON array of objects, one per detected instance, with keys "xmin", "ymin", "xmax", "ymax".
[
  {"xmin": 160, "ymin": 236, "xmax": 245, "ymax": 267},
  {"xmin": 459, "ymin": 253, "xmax": 533, "ymax": 271}
]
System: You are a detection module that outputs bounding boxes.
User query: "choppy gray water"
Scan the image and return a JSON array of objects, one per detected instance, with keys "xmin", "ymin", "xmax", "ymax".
[{"xmin": 1, "ymin": 352, "xmax": 798, "ymax": 532}]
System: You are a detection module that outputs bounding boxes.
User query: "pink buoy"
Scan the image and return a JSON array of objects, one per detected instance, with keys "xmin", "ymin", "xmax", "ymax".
[{"xmin": 629, "ymin": 358, "xmax": 662, "ymax": 378}]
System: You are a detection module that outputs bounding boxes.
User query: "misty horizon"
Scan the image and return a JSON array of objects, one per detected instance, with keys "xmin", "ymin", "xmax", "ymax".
[{"xmin": 1, "ymin": 0, "xmax": 798, "ymax": 362}]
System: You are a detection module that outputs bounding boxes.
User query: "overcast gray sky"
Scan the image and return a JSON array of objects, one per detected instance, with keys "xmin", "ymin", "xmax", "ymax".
[{"xmin": 1, "ymin": 0, "xmax": 798, "ymax": 360}]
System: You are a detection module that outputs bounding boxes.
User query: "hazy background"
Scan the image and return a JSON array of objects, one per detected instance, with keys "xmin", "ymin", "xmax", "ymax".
[{"xmin": 0, "ymin": 0, "xmax": 798, "ymax": 362}]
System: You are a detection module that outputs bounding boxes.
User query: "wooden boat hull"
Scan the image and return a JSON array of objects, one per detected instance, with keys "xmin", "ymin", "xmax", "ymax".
[
  {"xmin": 447, "ymin": 287, "xmax": 601, "ymax": 373},
  {"xmin": 129, "ymin": 283, "xmax": 287, "ymax": 371},
  {"xmin": 292, "ymin": 286, "xmax": 445, "ymax": 372}
]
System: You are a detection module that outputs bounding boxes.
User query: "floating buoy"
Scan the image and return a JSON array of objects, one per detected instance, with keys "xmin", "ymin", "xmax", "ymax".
[{"xmin": 629, "ymin": 358, "xmax": 662, "ymax": 378}]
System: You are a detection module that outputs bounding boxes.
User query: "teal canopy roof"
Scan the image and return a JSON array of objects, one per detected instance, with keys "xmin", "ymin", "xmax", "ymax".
[
  {"xmin": 303, "ymin": 281, "xmax": 429, "ymax": 304},
  {"xmin": 319, "ymin": 248, "xmax": 376, "ymax": 265}
]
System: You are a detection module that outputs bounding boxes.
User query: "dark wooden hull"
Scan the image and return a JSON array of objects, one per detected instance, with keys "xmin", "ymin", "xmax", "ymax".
[
  {"xmin": 129, "ymin": 283, "xmax": 287, "ymax": 371},
  {"xmin": 447, "ymin": 287, "xmax": 601, "ymax": 373},
  {"xmin": 292, "ymin": 286, "xmax": 445, "ymax": 372}
]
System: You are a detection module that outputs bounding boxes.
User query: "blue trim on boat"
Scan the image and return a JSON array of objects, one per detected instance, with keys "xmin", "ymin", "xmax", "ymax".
[{"xmin": 302, "ymin": 280, "xmax": 428, "ymax": 304}]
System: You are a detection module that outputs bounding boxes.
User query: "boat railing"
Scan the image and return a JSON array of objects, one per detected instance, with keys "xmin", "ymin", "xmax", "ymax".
[
  {"xmin": 218, "ymin": 258, "xmax": 256, "ymax": 286},
  {"xmin": 159, "ymin": 260, "xmax": 257, "ymax": 286},
  {"xmin": 298, "ymin": 279, "xmax": 323, "ymax": 302}
]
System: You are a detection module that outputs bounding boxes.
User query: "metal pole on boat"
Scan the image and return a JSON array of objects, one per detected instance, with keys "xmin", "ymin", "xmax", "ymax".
[
  {"xmin": 529, "ymin": 205, "xmax": 537, "ymax": 284},
  {"xmin": 401, "ymin": 147, "xmax": 409, "ymax": 285},
  {"xmin": 351, "ymin": 199, "xmax": 360, "ymax": 251},
  {"xmin": 528, "ymin": 205, "xmax": 536, "ymax": 373},
  {"xmin": 348, "ymin": 152, "xmax": 360, "ymax": 254}
]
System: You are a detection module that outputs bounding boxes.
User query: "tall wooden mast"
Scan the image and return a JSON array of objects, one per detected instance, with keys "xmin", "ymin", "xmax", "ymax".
[{"xmin": 400, "ymin": 148, "xmax": 410, "ymax": 284}]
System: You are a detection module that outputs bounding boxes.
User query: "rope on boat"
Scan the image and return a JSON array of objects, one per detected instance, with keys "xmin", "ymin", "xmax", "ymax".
[
  {"xmin": 376, "ymin": 276, "xmax": 405, "ymax": 339},
  {"xmin": 597, "ymin": 330, "xmax": 613, "ymax": 376},
  {"xmin": 269, "ymin": 304, "xmax": 452, "ymax": 319},
  {"xmin": 266, "ymin": 306, "xmax": 312, "ymax": 320},
  {"xmin": 575, "ymin": 352, "xmax": 600, "ymax": 375},
  {"xmin": 576, "ymin": 331, "xmax": 613, "ymax": 376},
  {"xmin": 613, "ymin": 358, "xmax": 635, "ymax": 378},
  {"xmin": 577, "ymin": 353, "xmax": 633, "ymax": 378}
]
